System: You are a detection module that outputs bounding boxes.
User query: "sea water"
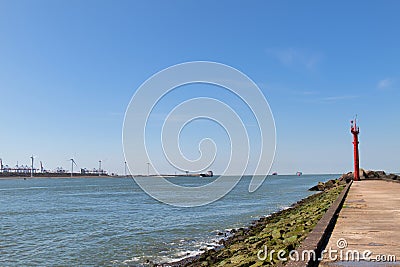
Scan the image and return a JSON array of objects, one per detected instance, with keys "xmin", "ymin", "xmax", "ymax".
[{"xmin": 0, "ymin": 174, "xmax": 338, "ymax": 266}]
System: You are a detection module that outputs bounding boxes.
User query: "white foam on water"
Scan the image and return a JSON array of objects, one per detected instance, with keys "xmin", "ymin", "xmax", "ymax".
[
  {"xmin": 169, "ymin": 249, "xmax": 202, "ymax": 263},
  {"xmin": 279, "ymin": 205, "xmax": 291, "ymax": 210}
]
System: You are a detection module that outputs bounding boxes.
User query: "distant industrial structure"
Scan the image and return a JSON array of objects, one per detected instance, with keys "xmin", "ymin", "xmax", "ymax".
[
  {"xmin": 80, "ymin": 168, "xmax": 106, "ymax": 175},
  {"xmin": 0, "ymin": 157, "xmax": 108, "ymax": 177},
  {"xmin": 1, "ymin": 157, "xmax": 210, "ymax": 178}
]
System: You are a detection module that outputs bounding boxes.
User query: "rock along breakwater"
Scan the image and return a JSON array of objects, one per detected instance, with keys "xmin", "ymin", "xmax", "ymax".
[{"xmin": 161, "ymin": 179, "xmax": 347, "ymax": 267}]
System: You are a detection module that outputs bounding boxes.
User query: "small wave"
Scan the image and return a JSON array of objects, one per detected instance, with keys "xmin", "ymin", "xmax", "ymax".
[
  {"xmin": 122, "ymin": 256, "xmax": 141, "ymax": 264},
  {"xmin": 171, "ymin": 250, "xmax": 202, "ymax": 261},
  {"xmin": 0, "ymin": 186, "xmax": 50, "ymax": 191}
]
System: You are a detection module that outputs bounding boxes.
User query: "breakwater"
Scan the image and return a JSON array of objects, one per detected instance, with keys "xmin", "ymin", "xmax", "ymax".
[
  {"xmin": 167, "ymin": 180, "xmax": 346, "ymax": 267},
  {"xmin": 320, "ymin": 179, "xmax": 400, "ymax": 266}
]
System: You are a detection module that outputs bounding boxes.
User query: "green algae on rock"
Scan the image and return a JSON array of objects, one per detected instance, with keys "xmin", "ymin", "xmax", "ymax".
[{"xmin": 178, "ymin": 184, "xmax": 345, "ymax": 267}]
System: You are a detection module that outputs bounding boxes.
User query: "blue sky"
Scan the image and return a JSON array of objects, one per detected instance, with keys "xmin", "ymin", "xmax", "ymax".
[{"xmin": 0, "ymin": 1, "xmax": 399, "ymax": 174}]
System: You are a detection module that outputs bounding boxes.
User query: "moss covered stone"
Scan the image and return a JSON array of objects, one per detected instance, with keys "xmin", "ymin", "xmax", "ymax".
[{"xmin": 175, "ymin": 183, "xmax": 345, "ymax": 267}]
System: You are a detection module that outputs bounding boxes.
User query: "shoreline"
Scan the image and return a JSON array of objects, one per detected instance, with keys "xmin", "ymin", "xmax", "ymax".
[
  {"xmin": 159, "ymin": 179, "xmax": 346, "ymax": 267},
  {"xmin": 0, "ymin": 175, "xmax": 118, "ymax": 180}
]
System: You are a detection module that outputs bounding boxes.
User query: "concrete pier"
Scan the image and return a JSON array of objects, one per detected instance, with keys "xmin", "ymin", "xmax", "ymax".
[{"xmin": 321, "ymin": 180, "xmax": 400, "ymax": 266}]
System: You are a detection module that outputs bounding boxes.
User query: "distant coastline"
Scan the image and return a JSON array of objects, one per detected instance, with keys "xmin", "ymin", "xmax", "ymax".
[
  {"xmin": 0, "ymin": 173, "xmax": 345, "ymax": 180},
  {"xmin": 0, "ymin": 173, "xmax": 114, "ymax": 180},
  {"xmin": 0, "ymin": 173, "xmax": 209, "ymax": 180}
]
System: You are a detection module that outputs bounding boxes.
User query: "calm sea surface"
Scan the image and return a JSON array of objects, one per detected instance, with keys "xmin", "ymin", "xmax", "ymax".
[{"xmin": 0, "ymin": 174, "xmax": 338, "ymax": 266}]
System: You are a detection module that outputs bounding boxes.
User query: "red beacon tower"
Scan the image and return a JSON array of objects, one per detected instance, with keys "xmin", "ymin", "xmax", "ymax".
[{"xmin": 350, "ymin": 118, "xmax": 360, "ymax": 181}]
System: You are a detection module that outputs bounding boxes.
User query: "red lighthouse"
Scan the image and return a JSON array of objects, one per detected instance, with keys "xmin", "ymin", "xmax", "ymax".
[{"xmin": 351, "ymin": 118, "xmax": 360, "ymax": 181}]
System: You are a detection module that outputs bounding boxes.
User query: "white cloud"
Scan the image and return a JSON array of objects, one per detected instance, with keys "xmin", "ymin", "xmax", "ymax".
[
  {"xmin": 321, "ymin": 95, "xmax": 359, "ymax": 102},
  {"xmin": 298, "ymin": 90, "xmax": 318, "ymax": 96},
  {"xmin": 266, "ymin": 48, "xmax": 322, "ymax": 70},
  {"xmin": 301, "ymin": 95, "xmax": 360, "ymax": 104},
  {"xmin": 377, "ymin": 78, "xmax": 394, "ymax": 90}
]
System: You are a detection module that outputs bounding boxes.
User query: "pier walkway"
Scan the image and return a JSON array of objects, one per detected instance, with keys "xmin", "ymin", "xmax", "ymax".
[{"xmin": 321, "ymin": 180, "xmax": 400, "ymax": 266}]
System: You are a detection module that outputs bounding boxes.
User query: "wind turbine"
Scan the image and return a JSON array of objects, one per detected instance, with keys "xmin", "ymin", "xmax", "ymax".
[
  {"xmin": 98, "ymin": 160, "xmax": 102, "ymax": 176},
  {"xmin": 30, "ymin": 155, "xmax": 34, "ymax": 178},
  {"xmin": 70, "ymin": 158, "xmax": 77, "ymax": 178}
]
